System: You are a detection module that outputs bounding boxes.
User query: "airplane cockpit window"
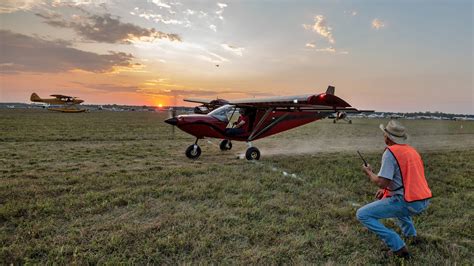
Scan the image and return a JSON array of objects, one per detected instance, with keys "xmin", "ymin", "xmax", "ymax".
[{"xmin": 209, "ymin": 105, "xmax": 238, "ymax": 123}]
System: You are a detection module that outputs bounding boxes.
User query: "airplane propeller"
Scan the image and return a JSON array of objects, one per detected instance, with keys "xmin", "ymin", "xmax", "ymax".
[
  {"xmin": 166, "ymin": 107, "xmax": 178, "ymax": 138},
  {"xmin": 165, "ymin": 96, "xmax": 179, "ymax": 138}
]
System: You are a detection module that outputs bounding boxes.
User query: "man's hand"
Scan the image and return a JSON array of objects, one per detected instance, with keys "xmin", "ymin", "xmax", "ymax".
[
  {"xmin": 361, "ymin": 164, "xmax": 391, "ymax": 189},
  {"xmin": 375, "ymin": 189, "xmax": 384, "ymax": 199},
  {"xmin": 362, "ymin": 164, "xmax": 373, "ymax": 175}
]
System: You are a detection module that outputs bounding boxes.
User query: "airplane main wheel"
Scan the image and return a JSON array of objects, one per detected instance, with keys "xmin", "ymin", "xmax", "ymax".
[
  {"xmin": 219, "ymin": 139, "xmax": 232, "ymax": 151},
  {"xmin": 349, "ymin": 120, "xmax": 352, "ymax": 124},
  {"xmin": 185, "ymin": 144, "xmax": 201, "ymax": 159},
  {"xmin": 245, "ymin": 147, "xmax": 260, "ymax": 161},
  {"xmin": 333, "ymin": 119, "xmax": 336, "ymax": 123}
]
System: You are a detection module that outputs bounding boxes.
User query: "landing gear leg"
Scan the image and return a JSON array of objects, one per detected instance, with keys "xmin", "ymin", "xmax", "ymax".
[
  {"xmin": 245, "ymin": 142, "xmax": 260, "ymax": 160},
  {"xmin": 185, "ymin": 138, "xmax": 201, "ymax": 159},
  {"xmin": 219, "ymin": 139, "xmax": 232, "ymax": 151}
]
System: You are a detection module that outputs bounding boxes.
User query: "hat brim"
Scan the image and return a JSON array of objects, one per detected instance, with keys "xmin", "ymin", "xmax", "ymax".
[{"xmin": 379, "ymin": 124, "xmax": 408, "ymax": 144}]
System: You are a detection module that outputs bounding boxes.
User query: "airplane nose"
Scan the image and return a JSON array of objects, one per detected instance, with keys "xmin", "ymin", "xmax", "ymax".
[{"xmin": 165, "ymin": 117, "xmax": 178, "ymax": 126}]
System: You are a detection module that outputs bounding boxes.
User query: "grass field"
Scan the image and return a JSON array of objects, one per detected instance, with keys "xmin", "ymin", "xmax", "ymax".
[{"xmin": 1, "ymin": 109, "xmax": 473, "ymax": 264}]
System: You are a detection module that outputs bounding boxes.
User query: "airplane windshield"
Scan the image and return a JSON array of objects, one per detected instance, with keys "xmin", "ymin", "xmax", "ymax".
[{"xmin": 209, "ymin": 105, "xmax": 237, "ymax": 122}]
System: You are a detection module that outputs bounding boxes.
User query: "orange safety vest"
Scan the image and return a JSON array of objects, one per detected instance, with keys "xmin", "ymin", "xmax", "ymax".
[{"xmin": 382, "ymin": 144, "xmax": 432, "ymax": 202}]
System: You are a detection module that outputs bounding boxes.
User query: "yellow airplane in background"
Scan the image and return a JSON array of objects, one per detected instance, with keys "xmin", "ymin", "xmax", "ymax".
[{"xmin": 30, "ymin": 93, "xmax": 87, "ymax": 113}]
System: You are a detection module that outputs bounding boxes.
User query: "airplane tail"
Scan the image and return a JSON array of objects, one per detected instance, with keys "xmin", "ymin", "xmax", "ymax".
[
  {"xmin": 30, "ymin": 93, "xmax": 41, "ymax": 102},
  {"xmin": 326, "ymin": 85, "xmax": 335, "ymax": 95}
]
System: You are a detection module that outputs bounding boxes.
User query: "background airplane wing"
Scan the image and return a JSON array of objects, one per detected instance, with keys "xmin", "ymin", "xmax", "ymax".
[
  {"xmin": 183, "ymin": 98, "xmax": 213, "ymax": 104},
  {"xmin": 184, "ymin": 98, "xmax": 229, "ymax": 105},
  {"xmin": 50, "ymin": 94, "xmax": 73, "ymax": 99}
]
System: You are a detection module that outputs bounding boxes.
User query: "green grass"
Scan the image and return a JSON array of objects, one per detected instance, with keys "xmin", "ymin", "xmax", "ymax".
[{"xmin": 0, "ymin": 109, "xmax": 473, "ymax": 264}]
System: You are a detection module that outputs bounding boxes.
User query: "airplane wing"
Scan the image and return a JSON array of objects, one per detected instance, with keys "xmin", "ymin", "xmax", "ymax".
[
  {"xmin": 229, "ymin": 86, "xmax": 351, "ymax": 108},
  {"xmin": 50, "ymin": 94, "xmax": 74, "ymax": 99},
  {"xmin": 183, "ymin": 86, "xmax": 370, "ymax": 112}
]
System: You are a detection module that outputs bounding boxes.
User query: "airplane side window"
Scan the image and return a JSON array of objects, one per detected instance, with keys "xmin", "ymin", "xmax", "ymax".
[
  {"xmin": 209, "ymin": 105, "xmax": 235, "ymax": 122},
  {"xmin": 226, "ymin": 108, "xmax": 240, "ymax": 128}
]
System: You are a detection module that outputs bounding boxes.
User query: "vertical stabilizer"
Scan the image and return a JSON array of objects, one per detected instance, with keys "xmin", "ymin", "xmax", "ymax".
[
  {"xmin": 30, "ymin": 93, "xmax": 41, "ymax": 102},
  {"xmin": 326, "ymin": 86, "xmax": 335, "ymax": 95}
]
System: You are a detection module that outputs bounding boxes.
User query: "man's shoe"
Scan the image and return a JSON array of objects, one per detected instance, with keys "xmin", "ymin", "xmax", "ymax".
[{"xmin": 386, "ymin": 246, "xmax": 411, "ymax": 260}]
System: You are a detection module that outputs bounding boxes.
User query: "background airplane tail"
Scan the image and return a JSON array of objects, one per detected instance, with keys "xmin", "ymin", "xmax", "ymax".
[{"xmin": 30, "ymin": 93, "xmax": 41, "ymax": 102}]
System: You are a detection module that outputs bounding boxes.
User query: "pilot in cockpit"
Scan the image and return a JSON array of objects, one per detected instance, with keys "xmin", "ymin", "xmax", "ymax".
[{"xmin": 226, "ymin": 108, "xmax": 249, "ymax": 136}]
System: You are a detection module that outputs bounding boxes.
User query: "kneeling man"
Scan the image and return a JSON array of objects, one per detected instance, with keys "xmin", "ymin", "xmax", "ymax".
[{"xmin": 357, "ymin": 120, "xmax": 432, "ymax": 259}]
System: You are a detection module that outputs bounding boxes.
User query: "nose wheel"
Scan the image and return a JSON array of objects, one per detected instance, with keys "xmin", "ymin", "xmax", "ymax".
[
  {"xmin": 219, "ymin": 139, "xmax": 232, "ymax": 151},
  {"xmin": 245, "ymin": 147, "xmax": 260, "ymax": 160},
  {"xmin": 185, "ymin": 143, "xmax": 201, "ymax": 159}
]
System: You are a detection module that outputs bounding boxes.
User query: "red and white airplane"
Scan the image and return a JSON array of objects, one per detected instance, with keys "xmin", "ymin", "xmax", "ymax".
[{"xmin": 165, "ymin": 86, "xmax": 370, "ymax": 160}]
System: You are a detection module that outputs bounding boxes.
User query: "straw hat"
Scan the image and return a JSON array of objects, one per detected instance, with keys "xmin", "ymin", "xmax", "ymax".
[{"xmin": 379, "ymin": 120, "xmax": 408, "ymax": 144}]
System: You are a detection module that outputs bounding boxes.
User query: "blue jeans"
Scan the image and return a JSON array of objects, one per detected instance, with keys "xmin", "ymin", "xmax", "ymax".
[{"xmin": 356, "ymin": 195, "xmax": 430, "ymax": 251}]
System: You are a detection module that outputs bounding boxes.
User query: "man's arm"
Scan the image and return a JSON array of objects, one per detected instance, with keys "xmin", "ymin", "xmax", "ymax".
[
  {"xmin": 362, "ymin": 165, "xmax": 391, "ymax": 188},
  {"xmin": 234, "ymin": 120, "xmax": 245, "ymax": 128},
  {"xmin": 233, "ymin": 116, "xmax": 246, "ymax": 128}
]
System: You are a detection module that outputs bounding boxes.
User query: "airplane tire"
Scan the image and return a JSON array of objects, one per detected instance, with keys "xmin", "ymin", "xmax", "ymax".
[
  {"xmin": 220, "ymin": 139, "xmax": 232, "ymax": 151},
  {"xmin": 245, "ymin": 147, "xmax": 260, "ymax": 161},
  {"xmin": 333, "ymin": 119, "xmax": 336, "ymax": 123},
  {"xmin": 185, "ymin": 144, "xmax": 201, "ymax": 159},
  {"xmin": 349, "ymin": 120, "xmax": 352, "ymax": 124}
]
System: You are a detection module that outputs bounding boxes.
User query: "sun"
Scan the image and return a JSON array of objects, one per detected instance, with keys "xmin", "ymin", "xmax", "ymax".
[{"xmin": 154, "ymin": 97, "xmax": 166, "ymax": 108}]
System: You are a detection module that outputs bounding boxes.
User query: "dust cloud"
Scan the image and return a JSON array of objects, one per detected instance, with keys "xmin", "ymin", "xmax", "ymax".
[{"xmin": 255, "ymin": 120, "xmax": 474, "ymax": 157}]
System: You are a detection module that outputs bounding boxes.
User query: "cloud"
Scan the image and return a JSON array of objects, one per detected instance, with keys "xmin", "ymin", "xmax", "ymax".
[
  {"xmin": 316, "ymin": 47, "xmax": 336, "ymax": 53},
  {"xmin": 52, "ymin": 0, "xmax": 109, "ymax": 7},
  {"xmin": 304, "ymin": 42, "xmax": 348, "ymax": 54},
  {"xmin": 139, "ymin": 87, "xmax": 274, "ymax": 98},
  {"xmin": 344, "ymin": 10, "xmax": 357, "ymax": 16},
  {"xmin": 197, "ymin": 51, "xmax": 228, "ymax": 64},
  {"xmin": 303, "ymin": 15, "xmax": 335, "ymax": 44},
  {"xmin": 221, "ymin": 43, "xmax": 244, "ymax": 56},
  {"xmin": 0, "ymin": 0, "xmax": 110, "ymax": 13},
  {"xmin": 71, "ymin": 81, "xmax": 140, "ymax": 92},
  {"xmin": 183, "ymin": 9, "xmax": 195, "ymax": 15},
  {"xmin": 133, "ymin": 40, "xmax": 229, "ymax": 65},
  {"xmin": 216, "ymin": 2, "xmax": 227, "ymax": 20},
  {"xmin": 209, "ymin": 24, "xmax": 217, "ymax": 32},
  {"xmin": 217, "ymin": 3, "xmax": 227, "ymax": 9},
  {"xmin": 35, "ymin": 12, "xmax": 181, "ymax": 43},
  {"xmin": 371, "ymin": 18, "xmax": 385, "ymax": 30},
  {"xmin": 0, "ymin": 0, "xmax": 38, "ymax": 13},
  {"xmin": 143, "ymin": 79, "xmax": 168, "ymax": 85},
  {"xmin": 141, "ymin": 88, "xmax": 222, "ymax": 97},
  {"xmin": 0, "ymin": 30, "xmax": 137, "ymax": 74},
  {"xmin": 132, "ymin": 8, "xmax": 190, "ymax": 26},
  {"xmin": 150, "ymin": 0, "xmax": 171, "ymax": 9}
]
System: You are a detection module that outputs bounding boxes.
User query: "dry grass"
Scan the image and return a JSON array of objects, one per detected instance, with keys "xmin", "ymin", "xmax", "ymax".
[{"xmin": 1, "ymin": 109, "xmax": 473, "ymax": 264}]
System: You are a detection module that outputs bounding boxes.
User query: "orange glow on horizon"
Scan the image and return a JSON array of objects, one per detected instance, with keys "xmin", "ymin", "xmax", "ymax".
[{"xmin": 154, "ymin": 97, "xmax": 167, "ymax": 107}]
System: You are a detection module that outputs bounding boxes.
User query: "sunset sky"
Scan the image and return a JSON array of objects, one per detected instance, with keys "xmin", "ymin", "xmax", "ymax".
[{"xmin": 0, "ymin": 0, "xmax": 472, "ymax": 113}]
